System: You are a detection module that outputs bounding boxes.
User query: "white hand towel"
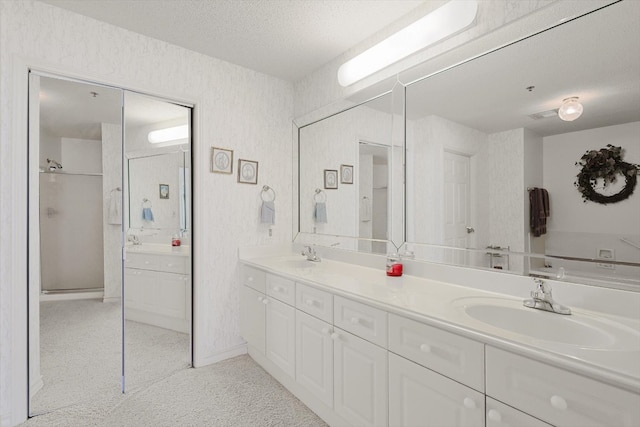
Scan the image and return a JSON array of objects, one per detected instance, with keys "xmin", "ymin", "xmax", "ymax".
[
  {"xmin": 314, "ymin": 202, "xmax": 327, "ymax": 223},
  {"xmin": 360, "ymin": 196, "xmax": 371, "ymax": 222},
  {"xmin": 108, "ymin": 191, "xmax": 122, "ymax": 225},
  {"xmin": 261, "ymin": 201, "xmax": 275, "ymax": 224}
]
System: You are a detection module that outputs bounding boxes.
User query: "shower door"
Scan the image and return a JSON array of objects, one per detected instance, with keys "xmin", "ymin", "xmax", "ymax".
[{"xmin": 40, "ymin": 172, "xmax": 104, "ymax": 292}]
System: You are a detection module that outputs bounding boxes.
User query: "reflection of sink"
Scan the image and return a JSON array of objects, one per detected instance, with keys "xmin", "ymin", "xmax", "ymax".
[{"xmin": 454, "ymin": 297, "xmax": 640, "ymax": 350}]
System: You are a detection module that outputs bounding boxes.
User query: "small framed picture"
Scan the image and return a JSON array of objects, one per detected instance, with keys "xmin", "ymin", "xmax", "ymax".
[
  {"xmin": 211, "ymin": 147, "xmax": 233, "ymax": 174},
  {"xmin": 159, "ymin": 184, "xmax": 170, "ymax": 199},
  {"xmin": 324, "ymin": 169, "xmax": 338, "ymax": 189},
  {"xmin": 340, "ymin": 164, "xmax": 354, "ymax": 184},
  {"xmin": 238, "ymin": 159, "xmax": 259, "ymax": 184}
]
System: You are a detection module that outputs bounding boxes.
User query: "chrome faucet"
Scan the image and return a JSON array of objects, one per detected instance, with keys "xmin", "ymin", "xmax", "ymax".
[
  {"xmin": 523, "ymin": 278, "xmax": 571, "ymax": 315},
  {"xmin": 301, "ymin": 245, "xmax": 321, "ymax": 262},
  {"xmin": 127, "ymin": 235, "xmax": 141, "ymax": 245}
]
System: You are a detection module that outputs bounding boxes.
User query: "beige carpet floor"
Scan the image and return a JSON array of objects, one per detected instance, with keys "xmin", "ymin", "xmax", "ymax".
[{"xmin": 24, "ymin": 299, "xmax": 326, "ymax": 426}]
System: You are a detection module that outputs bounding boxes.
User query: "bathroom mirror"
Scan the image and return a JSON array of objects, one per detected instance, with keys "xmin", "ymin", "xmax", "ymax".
[
  {"xmin": 123, "ymin": 91, "xmax": 192, "ymax": 392},
  {"xmin": 127, "ymin": 151, "xmax": 189, "ymax": 231},
  {"xmin": 404, "ymin": 1, "xmax": 640, "ymax": 288},
  {"xmin": 297, "ymin": 84, "xmax": 405, "ymax": 252}
]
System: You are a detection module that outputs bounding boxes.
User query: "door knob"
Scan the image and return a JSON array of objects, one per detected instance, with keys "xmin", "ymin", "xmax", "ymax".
[{"xmin": 466, "ymin": 226, "xmax": 475, "ymax": 234}]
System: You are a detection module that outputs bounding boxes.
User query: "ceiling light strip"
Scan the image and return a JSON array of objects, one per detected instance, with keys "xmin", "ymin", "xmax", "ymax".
[{"xmin": 337, "ymin": 0, "xmax": 478, "ymax": 87}]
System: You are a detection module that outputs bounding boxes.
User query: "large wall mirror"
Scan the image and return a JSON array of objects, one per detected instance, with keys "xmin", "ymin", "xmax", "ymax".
[
  {"xmin": 296, "ymin": 1, "xmax": 639, "ymax": 291},
  {"xmin": 28, "ymin": 75, "xmax": 193, "ymax": 416},
  {"xmin": 297, "ymin": 84, "xmax": 405, "ymax": 252},
  {"xmin": 404, "ymin": 1, "xmax": 639, "ymax": 289}
]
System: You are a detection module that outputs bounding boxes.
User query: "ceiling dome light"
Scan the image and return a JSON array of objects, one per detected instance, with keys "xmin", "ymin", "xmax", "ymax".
[{"xmin": 558, "ymin": 97, "xmax": 583, "ymax": 122}]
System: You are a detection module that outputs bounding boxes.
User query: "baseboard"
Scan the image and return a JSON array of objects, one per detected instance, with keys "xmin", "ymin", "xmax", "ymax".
[
  {"xmin": 194, "ymin": 343, "xmax": 247, "ymax": 368},
  {"xmin": 102, "ymin": 296, "xmax": 120, "ymax": 303},
  {"xmin": 39, "ymin": 291, "xmax": 103, "ymax": 302}
]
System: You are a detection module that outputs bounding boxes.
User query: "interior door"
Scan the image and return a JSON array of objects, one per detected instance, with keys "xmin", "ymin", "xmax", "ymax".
[{"xmin": 443, "ymin": 151, "xmax": 471, "ymax": 265}]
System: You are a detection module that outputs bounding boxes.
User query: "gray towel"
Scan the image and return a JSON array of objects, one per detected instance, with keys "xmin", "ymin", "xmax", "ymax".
[
  {"xmin": 261, "ymin": 201, "xmax": 275, "ymax": 224},
  {"xmin": 142, "ymin": 207, "xmax": 154, "ymax": 222},
  {"xmin": 314, "ymin": 202, "xmax": 327, "ymax": 223}
]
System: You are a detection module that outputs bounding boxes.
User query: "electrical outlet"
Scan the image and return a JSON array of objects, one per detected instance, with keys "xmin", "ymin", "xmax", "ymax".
[{"xmin": 596, "ymin": 262, "xmax": 615, "ymax": 270}]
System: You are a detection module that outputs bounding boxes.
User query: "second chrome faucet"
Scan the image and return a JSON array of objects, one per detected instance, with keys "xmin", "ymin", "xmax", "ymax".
[{"xmin": 523, "ymin": 278, "xmax": 571, "ymax": 315}]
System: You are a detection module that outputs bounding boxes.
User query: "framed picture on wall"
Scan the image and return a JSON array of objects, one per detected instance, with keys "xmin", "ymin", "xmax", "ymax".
[
  {"xmin": 340, "ymin": 164, "xmax": 354, "ymax": 184},
  {"xmin": 238, "ymin": 159, "xmax": 259, "ymax": 184},
  {"xmin": 159, "ymin": 184, "xmax": 170, "ymax": 199},
  {"xmin": 211, "ymin": 147, "xmax": 233, "ymax": 174},
  {"xmin": 324, "ymin": 169, "xmax": 338, "ymax": 189}
]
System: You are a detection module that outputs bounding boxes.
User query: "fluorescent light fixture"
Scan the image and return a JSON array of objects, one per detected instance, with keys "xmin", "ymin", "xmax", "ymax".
[
  {"xmin": 558, "ymin": 97, "xmax": 583, "ymax": 122},
  {"xmin": 148, "ymin": 124, "xmax": 189, "ymax": 144},
  {"xmin": 337, "ymin": 0, "xmax": 478, "ymax": 87}
]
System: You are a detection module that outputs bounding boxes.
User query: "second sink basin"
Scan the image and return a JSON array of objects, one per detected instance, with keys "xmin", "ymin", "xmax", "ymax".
[{"xmin": 454, "ymin": 297, "xmax": 640, "ymax": 350}]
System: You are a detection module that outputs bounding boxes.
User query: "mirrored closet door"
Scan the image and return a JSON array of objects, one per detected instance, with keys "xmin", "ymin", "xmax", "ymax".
[{"xmin": 28, "ymin": 73, "xmax": 193, "ymax": 415}]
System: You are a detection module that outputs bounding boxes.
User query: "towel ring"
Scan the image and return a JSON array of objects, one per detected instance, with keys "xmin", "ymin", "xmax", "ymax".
[
  {"xmin": 142, "ymin": 198, "xmax": 152, "ymax": 208},
  {"xmin": 261, "ymin": 185, "xmax": 276, "ymax": 202},
  {"xmin": 313, "ymin": 188, "xmax": 326, "ymax": 203}
]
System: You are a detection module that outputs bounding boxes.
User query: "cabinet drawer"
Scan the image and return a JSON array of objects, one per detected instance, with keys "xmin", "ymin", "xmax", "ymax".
[
  {"xmin": 266, "ymin": 273, "xmax": 295, "ymax": 305},
  {"xmin": 296, "ymin": 282, "xmax": 332, "ymax": 323},
  {"xmin": 334, "ymin": 296, "xmax": 387, "ymax": 348},
  {"xmin": 241, "ymin": 265, "xmax": 266, "ymax": 293},
  {"xmin": 389, "ymin": 352, "xmax": 484, "ymax": 427},
  {"xmin": 486, "ymin": 346, "xmax": 640, "ymax": 427},
  {"xmin": 156, "ymin": 254, "xmax": 188, "ymax": 274},
  {"xmin": 125, "ymin": 252, "xmax": 159, "ymax": 270},
  {"xmin": 388, "ymin": 313, "xmax": 484, "ymax": 392},
  {"xmin": 486, "ymin": 398, "xmax": 552, "ymax": 427}
]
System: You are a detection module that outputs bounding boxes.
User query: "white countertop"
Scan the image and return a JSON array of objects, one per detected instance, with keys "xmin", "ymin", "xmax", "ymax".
[
  {"xmin": 125, "ymin": 243, "xmax": 190, "ymax": 257},
  {"xmin": 240, "ymin": 252, "xmax": 640, "ymax": 393}
]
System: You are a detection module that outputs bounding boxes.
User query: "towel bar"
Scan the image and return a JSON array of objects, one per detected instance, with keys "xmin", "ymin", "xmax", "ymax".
[{"xmin": 261, "ymin": 185, "xmax": 276, "ymax": 202}]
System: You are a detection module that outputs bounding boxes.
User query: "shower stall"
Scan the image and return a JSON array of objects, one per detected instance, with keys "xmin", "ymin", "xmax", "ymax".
[{"xmin": 39, "ymin": 171, "xmax": 104, "ymax": 294}]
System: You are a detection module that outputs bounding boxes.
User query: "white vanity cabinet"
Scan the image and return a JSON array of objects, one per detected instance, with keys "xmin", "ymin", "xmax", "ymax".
[
  {"xmin": 388, "ymin": 313, "xmax": 485, "ymax": 427},
  {"xmin": 240, "ymin": 285, "xmax": 266, "ymax": 354},
  {"xmin": 124, "ymin": 251, "xmax": 190, "ymax": 333},
  {"xmin": 389, "ymin": 352, "xmax": 484, "ymax": 427},
  {"xmin": 332, "ymin": 327, "xmax": 388, "ymax": 426},
  {"xmin": 486, "ymin": 346, "xmax": 640, "ymax": 427},
  {"xmin": 486, "ymin": 398, "xmax": 552, "ymax": 427},
  {"xmin": 295, "ymin": 310, "xmax": 334, "ymax": 407},
  {"xmin": 239, "ymin": 262, "xmax": 640, "ymax": 427},
  {"xmin": 265, "ymin": 296, "xmax": 296, "ymax": 377},
  {"xmin": 239, "ymin": 267, "xmax": 296, "ymax": 378}
]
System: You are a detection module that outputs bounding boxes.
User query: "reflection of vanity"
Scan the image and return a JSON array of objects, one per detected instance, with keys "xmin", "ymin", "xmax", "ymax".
[{"xmin": 124, "ymin": 244, "xmax": 191, "ymax": 333}]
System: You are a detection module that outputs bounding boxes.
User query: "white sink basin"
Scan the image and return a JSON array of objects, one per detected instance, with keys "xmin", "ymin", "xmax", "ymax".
[
  {"xmin": 280, "ymin": 259, "xmax": 319, "ymax": 269},
  {"xmin": 454, "ymin": 297, "xmax": 640, "ymax": 350}
]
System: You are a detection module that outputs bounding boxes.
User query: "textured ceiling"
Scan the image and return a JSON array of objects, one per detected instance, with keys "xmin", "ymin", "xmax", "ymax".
[{"xmin": 38, "ymin": 0, "xmax": 426, "ymax": 82}]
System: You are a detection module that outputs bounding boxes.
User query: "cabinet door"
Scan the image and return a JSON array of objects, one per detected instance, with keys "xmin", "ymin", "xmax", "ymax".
[
  {"xmin": 333, "ymin": 328, "xmax": 388, "ymax": 427},
  {"xmin": 486, "ymin": 398, "xmax": 552, "ymax": 427},
  {"xmin": 265, "ymin": 297, "xmax": 295, "ymax": 377},
  {"xmin": 389, "ymin": 353, "xmax": 484, "ymax": 427},
  {"xmin": 296, "ymin": 311, "xmax": 333, "ymax": 407},
  {"xmin": 240, "ymin": 285, "xmax": 266, "ymax": 354}
]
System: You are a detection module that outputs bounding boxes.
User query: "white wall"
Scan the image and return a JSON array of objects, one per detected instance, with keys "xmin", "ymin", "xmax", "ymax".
[
  {"xmin": 0, "ymin": 1, "xmax": 293, "ymax": 425},
  {"xmin": 102, "ymin": 123, "xmax": 122, "ymax": 301},
  {"xmin": 60, "ymin": 138, "xmax": 102, "ymax": 174},
  {"xmin": 544, "ymin": 122, "xmax": 640, "ymax": 236},
  {"xmin": 543, "ymin": 122, "xmax": 640, "ymax": 275}
]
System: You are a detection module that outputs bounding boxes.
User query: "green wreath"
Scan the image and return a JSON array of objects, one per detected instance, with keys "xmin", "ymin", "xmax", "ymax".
[{"xmin": 574, "ymin": 144, "xmax": 639, "ymax": 205}]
